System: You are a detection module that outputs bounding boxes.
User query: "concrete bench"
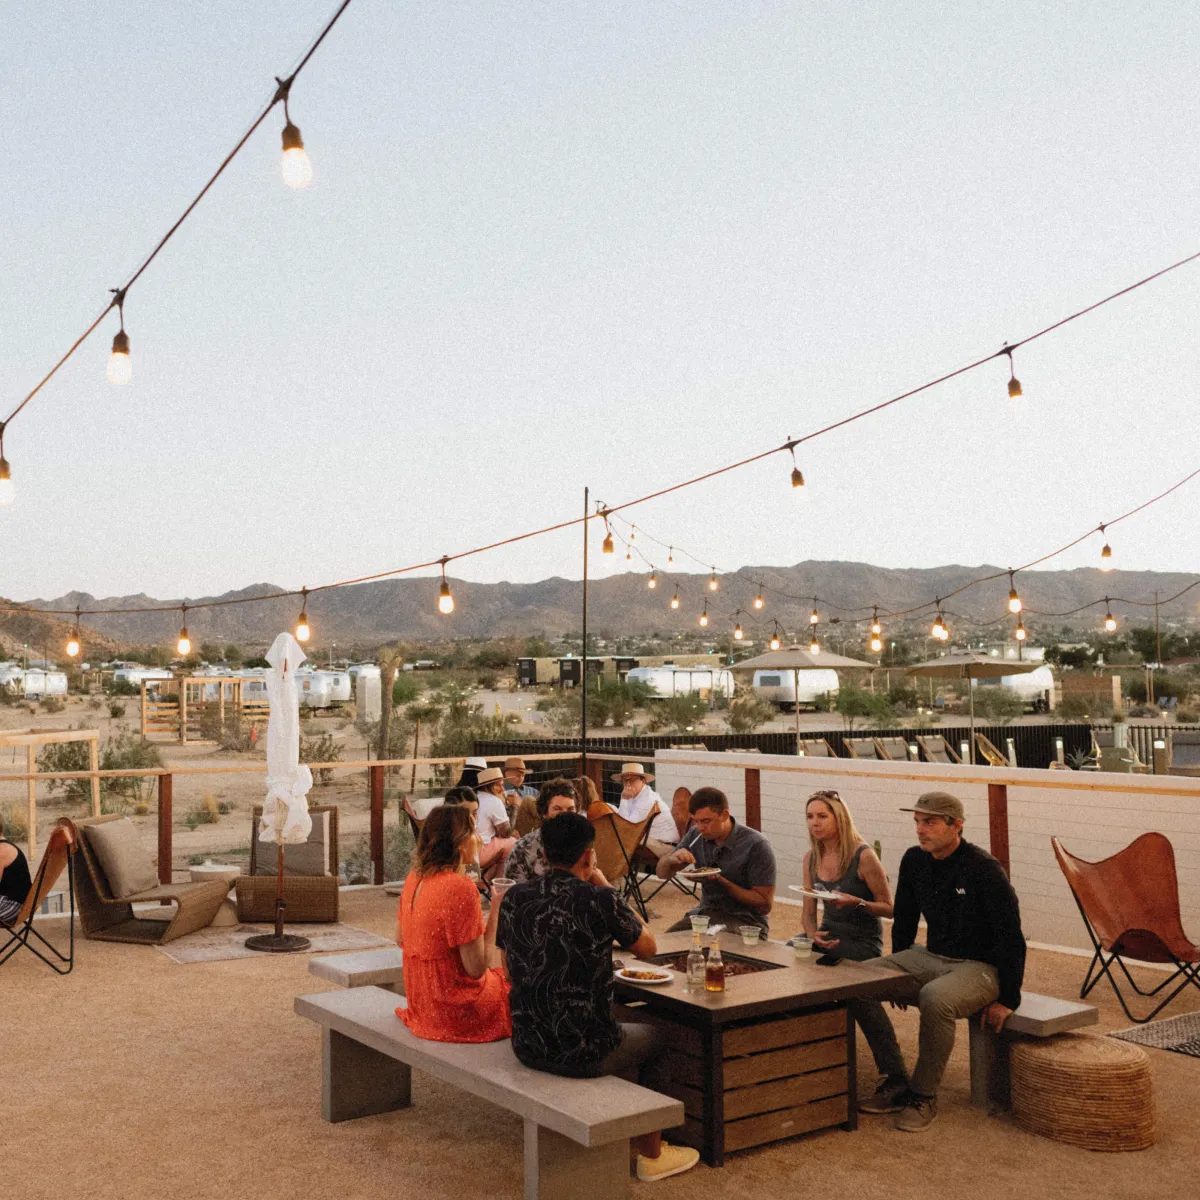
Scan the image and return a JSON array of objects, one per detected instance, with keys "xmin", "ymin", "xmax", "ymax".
[
  {"xmin": 296, "ymin": 987, "xmax": 683, "ymax": 1200},
  {"xmin": 968, "ymin": 992, "xmax": 1098, "ymax": 1111},
  {"xmin": 310, "ymin": 948, "xmax": 405, "ymax": 994}
]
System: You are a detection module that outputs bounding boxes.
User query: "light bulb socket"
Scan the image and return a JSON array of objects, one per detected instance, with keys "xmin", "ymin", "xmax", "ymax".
[
  {"xmin": 0, "ymin": 455, "xmax": 10, "ymax": 482},
  {"xmin": 791, "ymin": 467, "xmax": 805, "ymax": 488},
  {"xmin": 282, "ymin": 121, "xmax": 304, "ymax": 152},
  {"xmin": 111, "ymin": 329, "xmax": 130, "ymax": 356}
]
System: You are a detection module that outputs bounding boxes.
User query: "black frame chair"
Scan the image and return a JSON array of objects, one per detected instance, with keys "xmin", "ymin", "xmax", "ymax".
[{"xmin": 0, "ymin": 821, "xmax": 77, "ymax": 975}]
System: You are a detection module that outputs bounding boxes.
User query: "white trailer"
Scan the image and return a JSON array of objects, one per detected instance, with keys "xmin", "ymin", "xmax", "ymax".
[
  {"xmin": 23, "ymin": 669, "xmax": 68, "ymax": 698},
  {"xmin": 972, "ymin": 665, "xmax": 1056, "ymax": 711},
  {"xmin": 296, "ymin": 670, "xmax": 353, "ymax": 709},
  {"xmin": 752, "ymin": 668, "xmax": 840, "ymax": 709},
  {"xmin": 626, "ymin": 665, "xmax": 735, "ymax": 700}
]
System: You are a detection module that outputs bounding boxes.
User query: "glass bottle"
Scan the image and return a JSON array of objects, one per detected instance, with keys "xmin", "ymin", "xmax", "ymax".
[
  {"xmin": 686, "ymin": 931, "xmax": 706, "ymax": 991},
  {"xmin": 705, "ymin": 934, "xmax": 726, "ymax": 993}
]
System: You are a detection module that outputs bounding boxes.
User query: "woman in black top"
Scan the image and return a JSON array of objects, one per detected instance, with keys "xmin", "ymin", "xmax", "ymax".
[
  {"xmin": 801, "ymin": 790, "xmax": 893, "ymax": 960},
  {"xmin": 0, "ymin": 813, "xmax": 33, "ymax": 926}
]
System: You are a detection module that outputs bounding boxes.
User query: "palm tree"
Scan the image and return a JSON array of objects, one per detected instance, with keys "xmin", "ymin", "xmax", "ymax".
[{"xmin": 377, "ymin": 644, "xmax": 406, "ymax": 761}]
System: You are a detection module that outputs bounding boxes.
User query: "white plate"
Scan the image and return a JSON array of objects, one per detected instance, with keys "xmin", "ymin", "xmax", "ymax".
[
  {"xmin": 679, "ymin": 867, "xmax": 721, "ymax": 880},
  {"xmin": 615, "ymin": 967, "xmax": 674, "ymax": 986},
  {"xmin": 787, "ymin": 885, "xmax": 852, "ymax": 902}
]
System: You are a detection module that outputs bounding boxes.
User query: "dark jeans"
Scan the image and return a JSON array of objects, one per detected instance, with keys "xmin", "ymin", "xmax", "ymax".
[{"xmin": 596, "ymin": 1023, "xmax": 671, "ymax": 1094}]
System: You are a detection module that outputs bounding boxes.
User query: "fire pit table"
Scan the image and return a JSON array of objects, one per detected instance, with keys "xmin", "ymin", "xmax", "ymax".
[{"xmin": 613, "ymin": 930, "xmax": 902, "ymax": 1166}]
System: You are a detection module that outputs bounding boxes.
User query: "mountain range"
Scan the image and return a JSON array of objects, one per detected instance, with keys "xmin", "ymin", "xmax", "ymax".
[{"xmin": 6, "ymin": 561, "xmax": 1195, "ymax": 654}]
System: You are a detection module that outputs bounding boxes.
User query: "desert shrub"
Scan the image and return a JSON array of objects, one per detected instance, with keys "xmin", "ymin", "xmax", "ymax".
[
  {"xmin": 833, "ymin": 685, "xmax": 895, "ymax": 730},
  {"xmin": 1058, "ymin": 694, "xmax": 1102, "ymax": 720},
  {"xmin": 109, "ymin": 678, "xmax": 139, "ymax": 697},
  {"xmin": 726, "ymin": 694, "xmax": 777, "ymax": 734},
  {"xmin": 37, "ymin": 739, "xmax": 93, "ymax": 804},
  {"xmin": 88, "ymin": 696, "xmax": 103, "ymax": 711},
  {"xmin": 300, "ymin": 732, "xmax": 343, "ymax": 785},
  {"xmin": 133, "ymin": 802, "xmax": 149, "ymax": 816},
  {"xmin": 40, "ymin": 695, "xmax": 64, "ymax": 714},
  {"xmin": 219, "ymin": 722, "xmax": 255, "ymax": 752},
  {"xmin": 645, "ymin": 694, "xmax": 708, "ymax": 733},
  {"xmin": 340, "ymin": 819, "xmax": 416, "ymax": 885},
  {"xmin": 968, "ymin": 687, "xmax": 1025, "ymax": 723},
  {"xmin": 392, "ymin": 673, "xmax": 420, "ymax": 705},
  {"xmin": 0, "ymin": 802, "xmax": 29, "ymax": 842},
  {"xmin": 100, "ymin": 732, "xmax": 163, "ymax": 812},
  {"xmin": 108, "ymin": 700, "xmax": 126, "ymax": 719},
  {"xmin": 1176, "ymin": 708, "xmax": 1200, "ymax": 725},
  {"xmin": 1127, "ymin": 703, "xmax": 1161, "ymax": 718}
]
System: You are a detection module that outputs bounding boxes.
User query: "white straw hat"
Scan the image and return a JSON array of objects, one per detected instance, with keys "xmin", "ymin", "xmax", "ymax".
[{"xmin": 611, "ymin": 762, "xmax": 654, "ymax": 783}]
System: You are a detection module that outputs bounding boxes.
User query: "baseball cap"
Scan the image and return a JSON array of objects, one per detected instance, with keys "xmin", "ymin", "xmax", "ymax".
[{"xmin": 899, "ymin": 791, "xmax": 964, "ymax": 822}]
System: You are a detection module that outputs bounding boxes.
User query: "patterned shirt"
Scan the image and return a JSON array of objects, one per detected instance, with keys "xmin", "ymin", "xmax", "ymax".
[
  {"xmin": 497, "ymin": 870, "xmax": 643, "ymax": 1075},
  {"xmin": 500, "ymin": 828, "xmax": 547, "ymax": 884}
]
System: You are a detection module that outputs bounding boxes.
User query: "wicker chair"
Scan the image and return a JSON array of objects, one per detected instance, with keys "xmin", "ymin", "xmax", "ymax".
[
  {"xmin": 75, "ymin": 814, "xmax": 228, "ymax": 944},
  {"xmin": 235, "ymin": 804, "xmax": 340, "ymax": 923}
]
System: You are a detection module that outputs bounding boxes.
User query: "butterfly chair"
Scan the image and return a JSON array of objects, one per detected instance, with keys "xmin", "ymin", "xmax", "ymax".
[
  {"xmin": 400, "ymin": 796, "xmax": 426, "ymax": 841},
  {"xmin": 0, "ymin": 819, "xmax": 77, "ymax": 974},
  {"xmin": 800, "ymin": 738, "xmax": 837, "ymax": 757},
  {"xmin": 845, "ymin": 737, "xmax": 880, "ymax": 760},
  {"xmin": 874, "ymin": 736, "xmax": 910, "ymax": 761},
  {"xmin": 974, "ymin": 734, "xmax": 1009, "ymax": 767},
  {"xmin": 589, "ymin": 808, "xmax": 654, "ymax": 919},
  {"xmin": 1052, "ymin": 832, "xmax": 1200, "ymax": 1022},
  {"xmin": 916, "ymin": 735, "xmax": 961, "ymax": 764},
  {"xmin": 635, "ymin": 787, "xmax": 701, "ymax": 905}
]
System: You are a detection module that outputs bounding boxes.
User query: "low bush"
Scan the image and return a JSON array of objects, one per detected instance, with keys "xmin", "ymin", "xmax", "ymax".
[
  {"xmin": 108, "ymin": 700, "xmax": 126, "ymax": 719},
  {"xmin": 340, "ymin": 820, "xmax": 415, "ymax": 885},
  {"xmin": 39, "ymin": 695, "xmax": 65, "ymax": 714},
  {"xmin": 0, "ymin": 802, "xmax": 29, "ymax": 842},
  {"xmin": 300, "ymin": 732, "xmax": 343, "ymax": 785},
  {"xmin": 726, "ymin": 694, "xmax": 777, "ymax": 734}
]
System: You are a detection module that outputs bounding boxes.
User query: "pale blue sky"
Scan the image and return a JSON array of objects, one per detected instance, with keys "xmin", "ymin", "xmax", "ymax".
[{"xmin": 2, "ymin": 1, "xmax": 1198, "ymax": 601}]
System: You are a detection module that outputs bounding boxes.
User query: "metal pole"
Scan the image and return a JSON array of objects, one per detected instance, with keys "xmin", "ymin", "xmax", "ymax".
[{"xmin": 581, "ymin": 487, "xmax": 589, "ymax": 780}]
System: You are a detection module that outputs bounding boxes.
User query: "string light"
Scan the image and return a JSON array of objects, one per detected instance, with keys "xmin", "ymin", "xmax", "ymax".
[
  {"xmin": 670, "ymin": 588, "xmax": 680, "ymax": 610},
  {"xmin": 177, "ymin": 606, "xmax": 191, "ymax": 657},
  {"xmin": 769, "ymin": 624, "xmax": 782, "ymax": 651},
  {"xmin": 0, "ymin": 428, "xmax": 12, "ymax": 507},
  {"xmin": 809, "ymin": 629, "xmax": 821, "ymax": 654},
  {"xmin": 667, "ymin": 547, "xmax": 674, "ymax": 566},
  {"xmin": 733, "ymin": 621, "xmax": 744, "ymax": 641},
  {"xmin": 708, "ymin": 569, "xmax": 719, "ymax": 592},
  {"xmin": 66, "ymin": 608, "xmax": 81, "ymax": 659},
  {"xmin": 870, "ymin": 608, "xmax": 883, "ymax": 653},
  {"xmin": 753, "ymin": 588, "xmax": 764, "ymax": 610},
  {"xmin": 647, "ymin": 571, "xmax": 657, "ymax": 589},
  {"xmin": 1002, "ymin": 344, "xmax": 1022, "ymax": 399},
  {"xmin": 295, "ymin": 588, "xmax": 311, "ymax": 642},
  {"xmin": 275, "ymin": 76, "xmax": 313, "ymax": 190},
  {"xmin": 601, "ymin": 513, "xmax": 614, "ymax": 555},
  {"xmin": 1104, "ymin": 600, "xmax": 1117, "ymax": 633},
  {"xmin": 788, "ymin": 440, "xmax": 805, "ymax": 490},
  {"xmin": 699, "ymin": 602, "xmax": 709, "ymax": 627},
  {"xmin": 625, "ymin": 548, "xmax": 632, "ymax": 563},
  {"xmin": 1099, "ymin": 525, "xmax": 1113, "ymax": 570},
  {"xmin": 628, "ymin": 527, "xmax": 636, "ymax": 543},
  {"xmin": 1007, "ymin": 571, "xmax": 1022, "ymax": 614},
  {"xmin": 809, "ymin": 606, "xmax": 819, "ymax": 626},
  {"xmin": 106, "ymin": 289, "xmax": 131, "ymax": 385},
  {"xmin": 931, "ymin": 604, "xmax": 948, "ymax": 641},
  {"xmin": 1015, "ymin": 616, "xmax": 1027, "ymax": 642},
  {"xmin": 437, "ymin": 559, "xmax": 455, "ymax": 615}
]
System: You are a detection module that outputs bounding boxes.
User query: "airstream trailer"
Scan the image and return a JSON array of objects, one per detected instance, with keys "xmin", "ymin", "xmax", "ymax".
[
  {"xmin": 296, "ymin": 670, "xmax": 352, "ymax": 709},
  {"xmin": 973, "ymin": 665, "xmax": 1055, "ymax": 712},
  {"xmin": 752, "ymin": 668, "xmax": 840, "ymax": 710},
  {"xmin": 626, "ymin": 665, "xmax": 735, "ymax": 700}
]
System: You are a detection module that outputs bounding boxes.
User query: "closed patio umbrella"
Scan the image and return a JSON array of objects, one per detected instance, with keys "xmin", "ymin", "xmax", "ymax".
[
  {"xmin": 245, "ymin": 631, "xmax": 315, "ymax": 953},
  {"xmin": 905, "ymin": 652, "xmax": 1040, "ymax": 764},
  {"xmin": 730, "ymin": 646, "xmax": 875, "ymax": 753}
]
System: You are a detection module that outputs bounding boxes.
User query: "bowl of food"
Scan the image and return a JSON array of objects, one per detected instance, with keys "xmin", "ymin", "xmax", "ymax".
[
  {"xmin": 615, "ymin": 966, "xmax": 674, "ymax": 986},
  {"xmin": 678, "ymin": 866, "xmax": 721, "ymax": 882}
]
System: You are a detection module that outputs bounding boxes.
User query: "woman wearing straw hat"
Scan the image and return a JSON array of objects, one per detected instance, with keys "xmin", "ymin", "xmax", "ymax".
[
  {"xmin": 613, "ymin": 763, "xmax": 678, "ymax": 863},
  {"xmin": 474, "ymin": 766, "xmax": 517, "ymax": 873}
]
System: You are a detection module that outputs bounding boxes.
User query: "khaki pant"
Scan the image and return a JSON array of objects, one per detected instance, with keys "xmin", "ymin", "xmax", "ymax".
[{"xmin": 849, "ymin": 945, "xmax": 1000, "ymax": 1097}]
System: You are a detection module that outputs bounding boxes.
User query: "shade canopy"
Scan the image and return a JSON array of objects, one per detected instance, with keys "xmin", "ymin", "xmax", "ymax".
[
  {"xmin": 905, "ymin": 652, "xmax": 1041, "ymax": 680},
  {"xmin": 730, "ymin": 646, "xmax": 876, "ymax": 672},
  {"xmin": 259, "ymin": 630, "xmax": 313, "ymax": 847}
]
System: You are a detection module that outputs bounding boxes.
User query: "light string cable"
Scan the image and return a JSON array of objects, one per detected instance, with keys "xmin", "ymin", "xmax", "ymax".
[{"xmin": 0, "ymin": 0, "xmax": 354, "ymax": 442}]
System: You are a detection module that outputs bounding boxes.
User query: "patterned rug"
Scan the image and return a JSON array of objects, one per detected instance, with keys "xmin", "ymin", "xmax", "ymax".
[
  {"xmin": 156, "ymin": 922, "xmax": 392, "ymax": 964},
  {"xmin": 1110, "ymin": 1010, "xmax": 1200, "ymax": 1058}
]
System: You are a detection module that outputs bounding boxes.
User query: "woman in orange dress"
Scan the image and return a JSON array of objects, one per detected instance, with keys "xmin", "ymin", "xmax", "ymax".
[{"xmin": 396, "ymin": 804, "xmax": 511, "ymax": 1042}]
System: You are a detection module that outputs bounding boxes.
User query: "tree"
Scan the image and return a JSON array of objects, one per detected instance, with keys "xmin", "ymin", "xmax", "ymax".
[
  {"xmin": 726, "ymin": 694, "xmax": 777, "ymax": 734},
  {"xmin": 645, "ymin": 694, "xmax": 707, "ymax": 733},
  {"xmin": 968, "ymin": 686, "xmax": 1024, "ymax": 723},
  {"xmin": 377, "ymin": 645, "xmax": 407, "ymax": 760},
  {"xmin": 834, "ymin": 685, "xmax": 894, "ymax": 731}
]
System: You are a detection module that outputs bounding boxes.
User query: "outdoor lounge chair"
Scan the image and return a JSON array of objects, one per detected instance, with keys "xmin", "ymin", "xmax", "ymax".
[
  {"xmin": 400, "ymin": 795, "xmax": 426, "ymax": 840},
  {"xmin": 0, "ymin": 818, "xmax": 77, "ymax": 974},
  {"xmin": 236, "ymin": 804, "xmax": 340, "ymax": 923},
  {"xmin": 974, "ymin": 734, "xmax": 1010, "ymax": 767},
  {"xmin": 845, "ymin": 737, "xmax": 880, "ymax": 759},
  {"xmin": 589, "ymin": 808, "xmax": 654, "ymax": 919},
  {"xmin": 1169, "ymin": 731, "xmax": 1200, "ymax": 776},
  {"xmin": 874, "ymin": 736, "xmax": 910, "ymax": 761},
  {"xmin": 916, "ymin": 735, "xmax": 961, "ymax": 764},
  {"xmin": 800, "ymin": 738, "xmax": 837, "ymax": 757},
  {"xmin": 76, "ymin": 815, "xmax": 229, "ymax": 944},
  {"xmin": 1052, "ymin": 832, "xmax": 1200, "ymax": 1022}
]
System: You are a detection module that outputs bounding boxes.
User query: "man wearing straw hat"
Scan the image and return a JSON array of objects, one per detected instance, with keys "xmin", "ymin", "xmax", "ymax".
[
  {"xmin": 851, "ymin": 790, "xmax": 1026, "ymax": 1133},
  {"xmin": 612, "ymin": 763, "xmax": 678, "ymax": 864}
]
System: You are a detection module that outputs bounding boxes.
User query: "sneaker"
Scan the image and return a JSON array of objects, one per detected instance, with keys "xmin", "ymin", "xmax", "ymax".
[
  {"xmin": 858, "ymin": 1078, "xmax": 910, "ymax": 1114},
  {"xmin": 636, "ymin": 1142, "xmax": 700, "ymax": 1182},
  {"xmin": 894, "ymin": 1092, "xmax": 938, "ymax": 1133}
]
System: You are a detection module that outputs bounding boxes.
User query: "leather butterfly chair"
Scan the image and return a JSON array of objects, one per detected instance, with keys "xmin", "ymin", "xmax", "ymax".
[
  {"xmin": 1052, "ymin": 832, "xmax": 1200, "ymax": 1022},
  {"xmin": 0, "ymin": 819, "xmax": 77, "ymax": 974},
  {"xmin": 636, "ymin": 787, "xmax": 701, "ymax": 905}
]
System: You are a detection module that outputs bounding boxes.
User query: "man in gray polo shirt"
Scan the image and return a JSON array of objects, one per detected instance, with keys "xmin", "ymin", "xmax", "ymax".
[{"xmin": 656, "ymin": 786, "xmax": 776, "ymax": 933}]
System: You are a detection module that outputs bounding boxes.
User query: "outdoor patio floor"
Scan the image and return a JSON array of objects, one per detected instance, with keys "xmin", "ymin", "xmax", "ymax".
[{"xmin": 6, "ymin": 887, "xmax": 1198, "ymax": 1200}]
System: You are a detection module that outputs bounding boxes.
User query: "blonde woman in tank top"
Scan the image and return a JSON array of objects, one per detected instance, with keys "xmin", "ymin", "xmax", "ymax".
[{"xmin": 801, "ymin": 790, "xmax": 893, "ymax": 960}]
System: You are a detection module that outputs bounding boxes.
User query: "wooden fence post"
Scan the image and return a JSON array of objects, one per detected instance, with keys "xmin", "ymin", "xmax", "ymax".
[
  {"xmin": 370, "ymin": 764, "xmax": 385, "ymax": 885},
  {"xmin": 158, "ymin": 773, "xmax": 173, "ymax": 885},
  {"xmin": 744, "ymin": 767, "xmax": 762, "ymax": 832},
  {"xmin": 987, "ymin": 783, "xmax": 1010, "ymax": 876},
  {"xmin": 88, "ymin": 735, "xmax": 101, "ymax": 817},
  {"xmin": 586, "ymin": 757, "xmax": 604, "ymax": 802},
  {"xmin": 27, "ymin": 744, "xmax": 37, "ymax": 859}
]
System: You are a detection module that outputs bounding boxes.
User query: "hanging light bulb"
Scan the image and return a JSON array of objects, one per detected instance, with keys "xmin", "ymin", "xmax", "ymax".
[
  {"xmin": 809, "ymin": 630, "xmax": 821, "ymax": 654},
  {"xmin": 438, "ymin": 560, "xmax": 455, "ymax": 615},
  {"xmin": 1104, "ymin": 601, "xmax": 1117, "ymax": 633},
  {"xmin": 870, "ymin": 634, "xmax": 883, "ymax": 653},
  {"xmin": 628, "ymin": 527, "xmax": 636, "ymax": 543},
  {"xmin": 66, "ymin": 609, "xmax": 81, "ymax": 659},
  {"xmin": 274, "ymin": 76, "xmax": 313, "ymax": 190},
  {"xmin": 769, "ymin": 625, "xmax": 781, "ymax": 651},
  {"xmin": 1015, "ymin": 617, "xmax": 1027, "ymax": 642},
  {"xmin": 667, "ymin": 547, "xmax": 674, "ymax": 566},
  {"xmin": 0, "ymin": 431, "xmax": 13, "ymax": 507},
  {"xmin": 1003, "ymin": 345, "xmax": 1022, "ymax": 399},
  {"xmin": 177, "ymin": 607, "xmax": 191, "ymax": 657},
  {"xmin": 1007, "ymin": 571, "xmax": 1022, "ymax": 614},
  {"xmin": 601, "ymin": 521, "xmax": 614, "ymax": 554},
  {"xmin": 788, "ymin": 440, "xmax": 805, "ymax": 490},
  {"xmin": 870, "ymin": 608, "xmax": 881, "ymax": 637},
  {"xmin": 625, "ymin": 548, "xmax": 632, "ymax": 563},
  {"xmin": 754, "ymin": 588, "xmax": 764, "ymax": 610},
  {"xmin": 1099, "ymin": 525, "xmax": 1113, "ymax": 571},
  {"xmin": 931, "ymin": 607, "xmax": 948, "ymax": 641},
  {"xmin": 647, "ymin": 571, "xmax": 657, "ymax": 589},
  {"xmin": 708, "ymin": 569, "xmax": 719, "ymax": 591},
  {"xmin": 670, "ymin": 588, "xmax": 680, "ymax": 610},
  {"xmin": 733, "ymin": 622, "xmax": 744, "ymax": 641},
  {"xmin": 106, "ymin": 289, "xmax": 131, "ymax": 385},
  {"xmin": 809, "ymin": 606, "xmax": 819, "ymax": 626},
  {"xmin": 699, "ymin": 603, "xmax": 709, "ymax": 627},
  {"xmin": 295, "ymin": 588, "xmax": 311, "ymax": 642}
]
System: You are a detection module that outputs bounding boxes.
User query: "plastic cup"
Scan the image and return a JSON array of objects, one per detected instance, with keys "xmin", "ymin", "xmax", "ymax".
[
  {"xmin": 689, "ymin": 915, "xmax": 710, "ymax": 934},
  {"xmin": 793, "ymin": 936, "xmax": 813, "ymax": 960},
  {"xmin": 491, "ymin": 878, "xmax": 515, "ymax": 900},
  {"xmin": 739, "ymin": 925, "xmax": 761, "ymax": 945}
]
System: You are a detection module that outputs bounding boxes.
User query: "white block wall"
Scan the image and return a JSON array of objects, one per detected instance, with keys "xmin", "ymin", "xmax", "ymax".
[{"xmin": 654, "ymin": 750, "xmax": 1200, "ymax": 954}]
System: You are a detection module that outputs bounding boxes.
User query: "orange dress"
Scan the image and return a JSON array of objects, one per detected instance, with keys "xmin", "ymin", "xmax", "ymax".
[{"xmin": 396, "ymin": 869, "xmax": 511, "ymax": 1043}]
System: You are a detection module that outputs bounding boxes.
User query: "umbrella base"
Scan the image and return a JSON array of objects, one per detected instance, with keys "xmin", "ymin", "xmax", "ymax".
[{"xmin": 244, "ymin": 932, "xmax": 312, "ymax": 953}]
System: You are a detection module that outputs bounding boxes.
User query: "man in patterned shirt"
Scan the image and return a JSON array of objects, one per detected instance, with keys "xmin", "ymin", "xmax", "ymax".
[
  {"xmin": 497, "ymin": 813, "xmax": 699, "ymax": 1182},
  {"xmin": 501, "ymin": 779, "xmax": 590, "ymax": 884}
]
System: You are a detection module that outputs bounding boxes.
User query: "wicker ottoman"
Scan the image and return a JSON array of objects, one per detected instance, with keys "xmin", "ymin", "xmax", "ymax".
[{"xmin": 1011, "ymin": 1033, "xmax": 1155, "ymax": 1151}]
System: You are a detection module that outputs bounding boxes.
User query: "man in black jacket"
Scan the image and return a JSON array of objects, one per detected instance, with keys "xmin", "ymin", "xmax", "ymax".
[{"xmin": 850, "ymin": 791, "xmax": 1026, "ymax": 1133}]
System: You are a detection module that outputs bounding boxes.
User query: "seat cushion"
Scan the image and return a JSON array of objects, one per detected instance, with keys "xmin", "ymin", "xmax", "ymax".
[
  {"xmin": 84, "ymin": 819, "xmax": 159, "ymax": 898},
  {"xmin": 255, "ymin": 810, "xmax": 330, "ymax": 877}
]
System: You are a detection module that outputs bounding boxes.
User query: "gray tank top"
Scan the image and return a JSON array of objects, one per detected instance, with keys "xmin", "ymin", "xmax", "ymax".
[{"xmin": 813, "ymin": 843, "xmax": 882, "ymax": 958}]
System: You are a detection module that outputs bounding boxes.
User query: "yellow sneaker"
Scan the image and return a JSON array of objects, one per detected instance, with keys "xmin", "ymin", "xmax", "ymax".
[{"xmin": 636, "ymin": 1142, "xmax": 700, "ymax": 1182}]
